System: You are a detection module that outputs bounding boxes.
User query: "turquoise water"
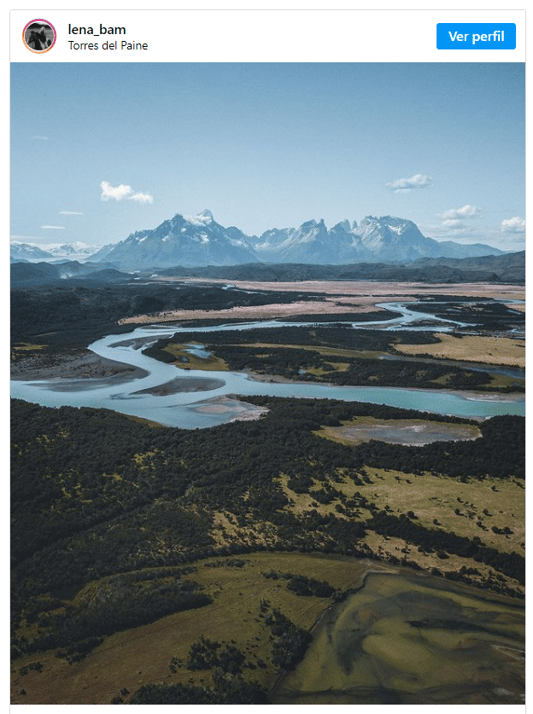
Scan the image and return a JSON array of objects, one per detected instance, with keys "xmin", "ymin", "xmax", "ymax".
[{"xmin": 11, "ymin": 304, "xmax": 524, "ymax": 428}]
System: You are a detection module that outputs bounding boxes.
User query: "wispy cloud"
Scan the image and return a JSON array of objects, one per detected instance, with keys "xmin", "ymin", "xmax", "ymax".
[
  {"xmin": 423, "ymin": 222, "xmax": 477, "ymax": 238},
  {"xmin": 100, "ymin": 181, "xmax": 153, "ymax": 204},
  {"xmin": 60, "ymin": 210, "xmax": 84, "ymax": 215},
  {"xmin": 41, "ymin": 225, "xmax": 66, "ymax": 230},
  {"xmin": 386, "ymin": 173, "xmax": 433, "ymax": 193},
  {"xmin": 32, "ymin": 135, "xmax": 50, "ymax": 141},
  {"xmin": 501, "ymin": 216, "xmax": 525, "ymax": 234}
]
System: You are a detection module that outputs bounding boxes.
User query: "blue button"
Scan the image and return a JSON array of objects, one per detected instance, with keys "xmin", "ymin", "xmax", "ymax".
[{"xmin": 437, "ymin": 23, "xmax": 516, "ymax": 49}]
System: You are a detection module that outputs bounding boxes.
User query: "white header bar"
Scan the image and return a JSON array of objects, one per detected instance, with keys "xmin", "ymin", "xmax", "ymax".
[{"xmin": 11, "ymin": 9, "xmax": 525, "ymax": 63}]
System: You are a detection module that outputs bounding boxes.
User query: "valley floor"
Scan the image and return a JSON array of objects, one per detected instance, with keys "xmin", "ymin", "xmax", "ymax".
[{"xmin": 10, "ymin": 278, "xmax": 525, "ymax": 705}]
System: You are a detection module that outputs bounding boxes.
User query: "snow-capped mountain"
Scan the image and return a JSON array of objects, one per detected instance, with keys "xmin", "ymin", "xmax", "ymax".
[
  {"xmin": 43, "ymin": 242, "xmax": 97, "ymax": 260},
  {"xmin": 10, "ymin": 241, "xmax": 100, "ymax": 263},
  {"xmin": 89, "ymin": 210, "xmax": 503, "ymax": 270},
  {"xmin": 91, "ymin": 210, "xmax": 259, "ymax": 269},
  {"xmin": 354, "ymin": 216, "xmax": 453, "ymax": 261},
  {"xmin": 251, "ymin": 215, "xmax": 503, "ymax": 264},
  {"xmin": 10, "ymin": 242, "xmax": 54, "ymax": 262},
  {"xmin": 353, "ymin": 216, "xmax": 506, "ymax": 261},
  {"xmin": 254, "ymin": 219, "xmax": 372, "ymax": 264}
]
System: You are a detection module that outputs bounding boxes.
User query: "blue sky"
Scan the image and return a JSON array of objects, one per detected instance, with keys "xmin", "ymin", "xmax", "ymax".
[{"xmin": 10, "ymin": 62, "xmax": 525, "ymax": 251}]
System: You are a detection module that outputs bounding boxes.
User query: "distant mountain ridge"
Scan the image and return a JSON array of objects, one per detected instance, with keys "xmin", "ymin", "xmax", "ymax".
[
  {"xmin": 10, "ymin": 242, "xmax": 53, "ymax": 262},
  {"xmin": 10, "ymin": 261, "xmax": 130, "ymax": 287},
  {"xmin": 90, "ymin": 210, "xmax": 503, "ymax": 269},
  {"xmin": 10, "ymin": 241, "xmax": 100, "ymax": 263},
  {"xmin": 12, "ymin": 210, "xmax": 507, "ymax": 270},
  {"xmin": 157, "ymin": 250, "xmax": 524, "ymax": 285}
]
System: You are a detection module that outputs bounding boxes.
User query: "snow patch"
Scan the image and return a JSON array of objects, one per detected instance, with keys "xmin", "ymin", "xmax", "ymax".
[{"xmin": 185, "ymin": 209, "xmax": 214, "ymax": 226}]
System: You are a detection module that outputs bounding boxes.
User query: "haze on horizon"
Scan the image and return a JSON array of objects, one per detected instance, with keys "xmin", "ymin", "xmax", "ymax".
[{"xmin": 10, "ymin": 62, "xmax": 525, "ymax": 253}]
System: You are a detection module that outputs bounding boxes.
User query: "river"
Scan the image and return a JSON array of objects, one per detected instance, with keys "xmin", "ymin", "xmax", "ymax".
[{"xmin": 11, "ymin": 301, "xmax": 525, "ymax": 429}]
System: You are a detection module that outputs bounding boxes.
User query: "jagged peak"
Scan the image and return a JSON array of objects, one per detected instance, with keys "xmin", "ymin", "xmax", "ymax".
[
  {"xmin": 332, "ymin": 219, "xmax": 352, "ymax": 232},
  {"xmin": 361, "ymin": 215, "xmax": 415, "ymax": 226}
]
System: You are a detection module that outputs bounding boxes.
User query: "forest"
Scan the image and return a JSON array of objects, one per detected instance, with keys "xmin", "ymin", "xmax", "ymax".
[{"xmin": 10, "ymin": 282, "xmax": 327, "ymax": 349}]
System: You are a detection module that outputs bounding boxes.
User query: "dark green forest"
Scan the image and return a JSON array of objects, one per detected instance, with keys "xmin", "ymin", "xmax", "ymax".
[
  {"xmin": 12, "ymin": 397, "xmax": 524, "ymax": 628},
  {"xmin": 10, "ymin": 283, "xmax": 327, "ymax": 348}
]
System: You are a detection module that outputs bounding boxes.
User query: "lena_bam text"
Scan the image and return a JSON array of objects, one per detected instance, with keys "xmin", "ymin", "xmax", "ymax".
[{"xmin": 68, "ymin": 24, "xmax": 126, "ymax": 34}]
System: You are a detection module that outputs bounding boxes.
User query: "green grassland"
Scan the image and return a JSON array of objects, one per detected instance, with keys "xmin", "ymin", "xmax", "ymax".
[
  {"xmin": 11, "ymin": 553, "xmax": 370, "ymax": 704},
  {"xmin": 163, "ymin": 342, "xmax": 229, "ymax": 371}
]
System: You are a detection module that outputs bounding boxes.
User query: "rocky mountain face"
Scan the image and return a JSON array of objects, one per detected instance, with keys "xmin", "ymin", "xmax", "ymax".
[
  {"xmin": 12, "ymin": 211, "xmax": 505, "ymax": 270},
  {"xmin": 89, "ymin": 210, "xmax": 259, "ymax": 270},
  {"xmin": 94, "ymin": 211, "xmax": 503, "ymax": 269}
]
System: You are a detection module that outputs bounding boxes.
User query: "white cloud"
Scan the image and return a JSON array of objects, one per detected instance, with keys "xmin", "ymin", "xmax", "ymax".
[
  {"xmin": 60, "ymin": 210, "xmax": 84, "ymax": 215},
  {"xmin": 100, "ymin": 181, "xmax": 133, "ymax": 201},
  {"xmin": 440, "ymin": 204, "xmax": 482, "ymax": 220},
  {"xmin": 100, "ymin": 181, "xmax": 153, "ymax": 204},
  {"xmin": 386, "ymin": 173, "xmax": 433, "ymax": 193},
  {"xmin": 501, "ymin": 216, "xmax": 525, "ymax": 234},
  {"xmin": 41, "ymin": 225, "xmax": 66, "ymax": 230},
  {"xmin": 129, "ymin": 191, "xmax": 153, "ymax": 204},
  {"xmin": 429, "ymin": 204, "xmax": 484, "ymax": 239}
]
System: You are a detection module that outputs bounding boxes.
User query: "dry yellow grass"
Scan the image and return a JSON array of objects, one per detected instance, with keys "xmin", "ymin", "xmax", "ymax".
[
  {"xmin": 395, "ymin": 333, "xmax": 525, "ymax": 368},
  {"xmin": 12, "ymin": 342, "xmax": 46, "ymax": 352},
  {"xmin": 356, "ymin": 467, "xmax": 524, "ymax": 557},
  {"xmin": 119, "ymin": 299, "xmax": 379, "ymax": 325},
  {"xmin": 119, "ymin": 280, "xmax": 524, "ymax": 325}
]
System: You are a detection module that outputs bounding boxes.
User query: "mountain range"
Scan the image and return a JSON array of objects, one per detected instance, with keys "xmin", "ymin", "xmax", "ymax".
[
  {"xmin": 12, "ymin": 210, "xmax": 506, "ymax": 270},
  {"xmin": 91, "ymin": 211, "xmax": 505, "ymax": 269},
  {"xmin": 10, "ymin": 241, "xmax": 97, "ymax": 263}
]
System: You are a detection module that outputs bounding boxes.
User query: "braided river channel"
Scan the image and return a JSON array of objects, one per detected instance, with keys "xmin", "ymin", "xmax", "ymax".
[{"xmin": 11, "ymin": 301, "xmax": 524, "ymax": 428}]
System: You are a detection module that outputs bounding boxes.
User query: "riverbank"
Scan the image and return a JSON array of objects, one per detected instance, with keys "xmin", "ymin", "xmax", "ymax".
[{"xmin": 11, "ymin": 350, "xmax": 148, "ymax": 383}]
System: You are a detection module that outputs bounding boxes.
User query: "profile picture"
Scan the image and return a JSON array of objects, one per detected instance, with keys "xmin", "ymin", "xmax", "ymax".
[{"xmin": 23, "ymin": 20, "xmax": 56, "ymax": 53}]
